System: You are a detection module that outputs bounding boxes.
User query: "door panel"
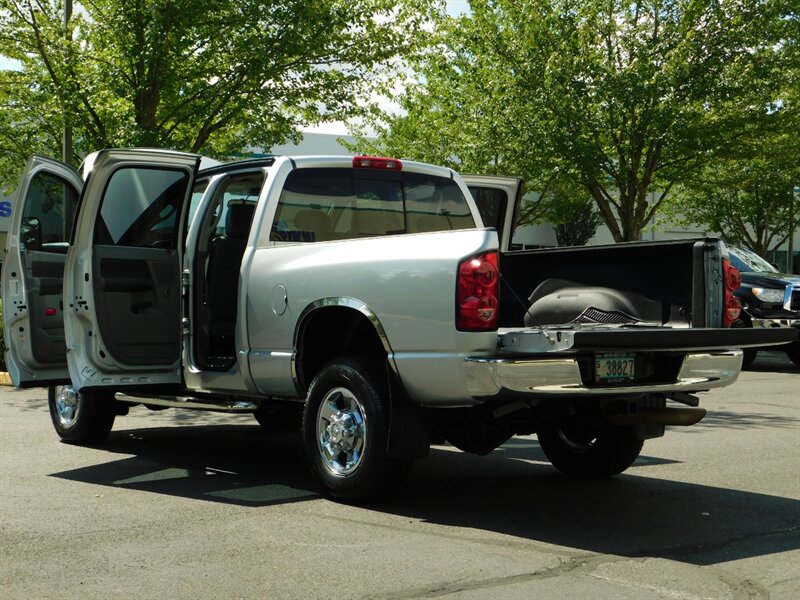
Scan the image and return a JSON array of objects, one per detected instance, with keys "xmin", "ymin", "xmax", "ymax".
[
  {"xmin": 27, "ymin": 251, "xmax": 70, "ymax": 364},
  {"xmin": 2, "ymin": 156, "xmax": 81, "ymax": 387},
  {"xmin": 63, "ymin": 149, "xmax": 199, "ymax": 391},
  {"xmin": 93, "ymin": 246, "xmax": 181, "ymax": 365}
]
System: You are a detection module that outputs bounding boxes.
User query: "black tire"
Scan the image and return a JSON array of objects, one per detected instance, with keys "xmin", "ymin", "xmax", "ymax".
[
  {"xmin": 253, "ymin": 401, "xmax": 304, "ymax": 432},
  {"xmin": 538, "ymin": 419, "xmax": 643, "ymax": 478},
  {"xmin": 302, "ymin": 358, "xmax": 411, "ymax": 500},
  {"xmin": 741, "ymin": 347, "xmax": 757, "ymax": 368},
  {"xmin": 731, "ymin": 318, "xmax": 756, "ymax": 368},
  {"xmin": 47, "ymin": 385, "xmax": 116, "ymax": 444},
  {"xmin": 786, "ymin": 342, "xmax": 800, "ymax": 368}
]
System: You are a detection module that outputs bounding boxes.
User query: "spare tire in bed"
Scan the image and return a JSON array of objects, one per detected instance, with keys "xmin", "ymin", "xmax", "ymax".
[{"xmin": 524, "ymin": 279, "xmax": 662, "ymax": 327}]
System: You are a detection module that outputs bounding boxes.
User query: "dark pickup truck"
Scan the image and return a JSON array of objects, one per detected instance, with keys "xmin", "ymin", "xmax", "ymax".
[{"xmin": 728, "ymin": 246, "xmax": 800, "ymax": 367}]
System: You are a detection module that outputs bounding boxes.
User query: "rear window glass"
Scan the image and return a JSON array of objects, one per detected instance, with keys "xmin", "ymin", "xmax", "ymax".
[
  {"xmin": 468, "ymin": 186, "xmax": 508, "ymax": 240},
  {"xmin": 94, "ymin": 167, "xmax": 189, "ymax": 248},
  {"xmin": 270, "ymin": 168, "xmax": 474, "ymax": 243}
]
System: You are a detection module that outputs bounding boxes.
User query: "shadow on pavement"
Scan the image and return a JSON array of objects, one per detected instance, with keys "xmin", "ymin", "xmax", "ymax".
[
  {"xmin": 691, "ymin": 410, "xmax": 800, "ymax": 430},
  {"xmin": 50, "ymin": 424, "xmax": 799, "ymax": 567},
  {"xmin": 388, "ymin": 439, "xmax": 800, "ymax": 567},
  {"xmin": 52, "ymin": 424, "xmax": 321, "ymax": 507}
]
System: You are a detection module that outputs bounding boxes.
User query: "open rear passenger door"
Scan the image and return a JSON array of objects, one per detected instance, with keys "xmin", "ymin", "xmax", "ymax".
[
  {"xmin": 2, "ymin": 156, "xmax": 82, "ymax": 387},
  {"xmin": 63, "ymin": 149, "xmax": 200, "ymax": 391},
  {"xmin": 462, "ymin": 175, "xmax": 523, "ymax": 252}
]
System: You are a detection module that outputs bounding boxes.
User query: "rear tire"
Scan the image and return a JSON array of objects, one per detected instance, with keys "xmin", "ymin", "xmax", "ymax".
[
  {"xmin": 302, "ymin": 358, "xmax": 411, "ymax": 500},
  {"xmin": 48, "ymin": 385, "xmax": 116, "ymax": 444},
  {"xmin": 538, "ymin": 419, "xmax": 643, "ymax": 478}
]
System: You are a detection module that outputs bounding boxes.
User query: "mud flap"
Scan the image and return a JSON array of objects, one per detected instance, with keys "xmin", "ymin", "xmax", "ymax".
[{"xmin": 386, "ymin": 368, "xmax": 431, "ymax": 460}]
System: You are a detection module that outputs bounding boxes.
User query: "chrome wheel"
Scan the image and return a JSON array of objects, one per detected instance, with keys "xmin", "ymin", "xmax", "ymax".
[
  {"xmin": 54, "ymin": 385, "xmax": 81, "ymax": 428},
  {"xmin": 303, "ymin": 359, "xmax": 411, "ymax": 499},
  {"xmin": 47, "ymin": 385, "xmax": 116, "ymax": 444},
  {"xmin": 316, "ymin": 386, "xmax": 367, "ymax": 476}
]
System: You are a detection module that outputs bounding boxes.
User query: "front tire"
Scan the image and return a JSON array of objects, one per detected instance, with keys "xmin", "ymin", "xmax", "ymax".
[
  {"xmin": 786, "ymin": 342, "xmax": 800, "ymax": 368},
  {"xmin": 253, "ymin": 401, "xmax": 303, "ymax": 432},
  {"xmin": 741, "ymin": 347, "xmax": 757, "ymax": 368},
  {"xmin": 48, "ymin": 385, "xmax": 116, "ymax": 444},
  {"xmin": 302, "ymin": 358, "xmax": 410, "ymax": 500},
  {"xmin": 538, "ymin": 419, "xmax": 643, "ymax": 478}
]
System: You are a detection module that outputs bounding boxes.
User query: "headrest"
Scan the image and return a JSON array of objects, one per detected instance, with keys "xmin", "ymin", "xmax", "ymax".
[{"xmin": 225, "ymin": 202, "xmax": 256, "ymax": 239}]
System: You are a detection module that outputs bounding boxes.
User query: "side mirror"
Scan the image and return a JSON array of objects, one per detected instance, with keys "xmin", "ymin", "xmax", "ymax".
[{"xmin": 21, "ymin": 216, "xmax": 42, "ymax": 251}]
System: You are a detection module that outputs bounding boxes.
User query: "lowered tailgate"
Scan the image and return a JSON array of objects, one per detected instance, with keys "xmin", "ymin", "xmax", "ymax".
[{"xmin": 464, "ymin": 326, "xmax": 798, "ymax": 399}]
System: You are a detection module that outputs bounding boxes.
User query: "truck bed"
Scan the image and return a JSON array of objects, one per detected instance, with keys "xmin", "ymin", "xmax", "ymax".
[
  {"xmin": 497, "ymin": 238, "xmax": 797, "ymax": 353},
  {"xmin": 499, "ymin": 239, "xmax": 712, "ymax": 328}
]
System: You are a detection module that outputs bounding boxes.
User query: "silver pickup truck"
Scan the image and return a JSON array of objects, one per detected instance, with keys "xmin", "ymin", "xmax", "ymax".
[{"xmin": 3, "ymin": 149, "xmax": 795, "ymax": 499}]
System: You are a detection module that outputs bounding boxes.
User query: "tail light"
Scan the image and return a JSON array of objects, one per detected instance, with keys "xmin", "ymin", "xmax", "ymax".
[
  {"xmin": 457, "ymin": 252, "xmax": 499, "ymax": 331},
  {"xmin": 352, "ymin": 156, "xmax": 402, "ymax": 171},
  {"xmin": 722, "ymin": 258, "xmax": 741, "ymax": 327}
]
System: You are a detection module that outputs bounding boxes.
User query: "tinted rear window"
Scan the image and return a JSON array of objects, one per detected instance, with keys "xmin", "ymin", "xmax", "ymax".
[{"xmin": 271, "ymin": 168, "xmax": 474, "ymax": 242}]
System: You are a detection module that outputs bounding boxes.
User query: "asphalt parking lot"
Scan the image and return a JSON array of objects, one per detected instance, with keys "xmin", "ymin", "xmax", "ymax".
[{"xmin": 1, "ymin": 351, "xmax": 798, "ymax": 599}]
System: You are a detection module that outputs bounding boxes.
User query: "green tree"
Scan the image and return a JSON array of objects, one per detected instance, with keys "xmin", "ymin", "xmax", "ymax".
[
  {"xmin": 551, "ymin": 197, "xmax": 602, "ymax": 247},
  {"xmin": 669, "ymin": 1, "xmax": 800, "ymax": 258},
  {"xmin": 0, "ymin": 0, "xmax": 431, "ymax": 188},
  {"xmin": 669, "ymin": 132, "xmax": 800, "ymax": 257},
  {"xmin": 513, "ymin": 176, "xmax": 601, "ymax": 246},
  {"xmin": 357, "ymin": 0, "xmax": 795, "ymax": 242}
]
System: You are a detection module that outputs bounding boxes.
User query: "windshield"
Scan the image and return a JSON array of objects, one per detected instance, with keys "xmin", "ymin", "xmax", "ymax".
[{"xmin": 728, "ymin": 246, "xmax": 778, "ymax": 273}]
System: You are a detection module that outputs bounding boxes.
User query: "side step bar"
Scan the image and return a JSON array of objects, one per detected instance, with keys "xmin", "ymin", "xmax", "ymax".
[{"xmin": 115, "ymin": 393, "xmax": 258, "ymax": 413}]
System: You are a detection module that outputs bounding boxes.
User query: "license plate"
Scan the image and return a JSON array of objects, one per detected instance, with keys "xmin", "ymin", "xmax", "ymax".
[{"xmin": 595, "ymin": 353, "xmax": 635, "ymax": 383}]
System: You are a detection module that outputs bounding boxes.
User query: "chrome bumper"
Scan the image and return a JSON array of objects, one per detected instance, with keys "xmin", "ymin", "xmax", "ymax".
[{"xmin": 464, "ymin": 351, "xmax": 743, "ymax": 399}]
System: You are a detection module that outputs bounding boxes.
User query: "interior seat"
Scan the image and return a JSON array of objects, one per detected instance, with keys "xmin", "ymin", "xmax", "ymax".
[
  {"xmin": 205, "ymin": 202, "xmax": 256, "ymax": 356},
  {"xmin": 294, "ymin": 209, "xmax": 332, "ymax": 241}
]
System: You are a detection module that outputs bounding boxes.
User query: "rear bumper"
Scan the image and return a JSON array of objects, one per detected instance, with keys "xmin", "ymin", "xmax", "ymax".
[{"xmin": 464, "ymin": 350, "xmax": 742, "ymax": 399}]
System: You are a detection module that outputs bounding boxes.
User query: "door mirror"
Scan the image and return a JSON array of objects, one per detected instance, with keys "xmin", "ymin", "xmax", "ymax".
[{"xmin": 21, "ymin": 216, "xmax": 42, "ymax": 251}]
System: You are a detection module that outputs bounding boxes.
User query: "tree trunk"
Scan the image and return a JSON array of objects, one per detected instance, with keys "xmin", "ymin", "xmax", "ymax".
[{"xmin": 586, "ymin": 184, "xmax": 644, "ymax": 242}]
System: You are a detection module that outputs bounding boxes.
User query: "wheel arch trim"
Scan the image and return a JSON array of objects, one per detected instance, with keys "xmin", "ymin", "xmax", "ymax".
[{"xmin": 292, "ymin": 297, "xmax": 398, "ymax": 390}]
